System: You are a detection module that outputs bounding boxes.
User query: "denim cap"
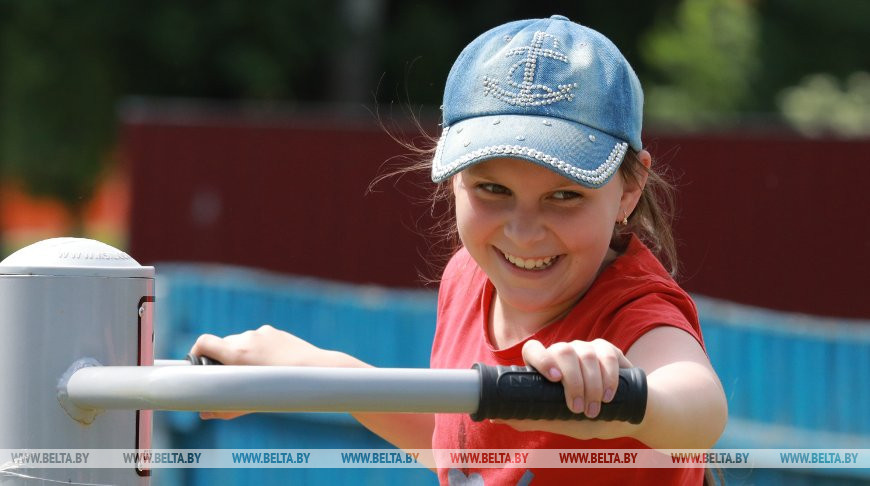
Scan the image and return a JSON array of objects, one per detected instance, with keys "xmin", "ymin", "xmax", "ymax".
[{"xmin": 432, "ymin": 15, "xmax": 643, "ymax": 188}]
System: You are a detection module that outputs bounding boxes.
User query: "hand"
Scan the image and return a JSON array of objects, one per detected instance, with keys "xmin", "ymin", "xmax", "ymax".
[
  {"xmin": 488, "ymin": 339, "xmax": 635, "ymax": 440},
  {"xmin": 521, "ymin": 338, "xmax": 632, "ymax": 419},
  {"xmin": 189, "ymin": 324, "xmax": 341, "ymax": 420},
  {"xmin": 190, "ymin": 324, "xmax": 335, "ymax": 367}
]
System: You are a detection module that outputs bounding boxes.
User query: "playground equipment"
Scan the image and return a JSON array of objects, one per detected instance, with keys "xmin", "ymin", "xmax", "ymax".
[{"xmin": 0, "ymin": 238, "xmax": 646, "ymax": 485}]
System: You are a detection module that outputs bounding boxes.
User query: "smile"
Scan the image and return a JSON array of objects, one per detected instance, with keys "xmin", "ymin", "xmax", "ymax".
[{"xmin": 499, "ymin": 249, "xmax": 561, "ymax": 271}]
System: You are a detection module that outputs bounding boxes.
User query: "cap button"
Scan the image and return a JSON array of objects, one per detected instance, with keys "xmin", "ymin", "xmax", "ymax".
[{"xmin": 550, "ymin": 15, "xmax": 570, "ymax": 21}]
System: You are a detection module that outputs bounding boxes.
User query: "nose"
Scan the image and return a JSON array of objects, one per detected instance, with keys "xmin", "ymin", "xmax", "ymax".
[{"xmin": 503, "ymin": 207, "xmax": 547, "ymax": 248}]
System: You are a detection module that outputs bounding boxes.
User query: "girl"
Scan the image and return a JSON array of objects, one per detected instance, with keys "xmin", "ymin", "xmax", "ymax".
[{"xmin": 192, "ymin": 15, "xmax": 728, "ymax": 485}]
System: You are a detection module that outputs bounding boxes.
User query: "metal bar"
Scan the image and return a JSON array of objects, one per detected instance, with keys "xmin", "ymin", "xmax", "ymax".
[
  {"xmin": 153, "ymin": 359, "xmax": 188, "ymax": 366},
  {"xmin": 65, "ymin": 366, "xmax": 481, "ymax": 414}
]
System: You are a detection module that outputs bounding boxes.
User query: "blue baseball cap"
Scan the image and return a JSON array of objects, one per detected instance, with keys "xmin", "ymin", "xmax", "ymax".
[{"xmin": 432, "ymin": 15, "xmax": 643, "ymax": 188}]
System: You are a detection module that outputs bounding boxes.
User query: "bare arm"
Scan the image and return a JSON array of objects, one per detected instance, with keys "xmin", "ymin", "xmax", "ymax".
[
  {"xmin": 328, "ymin": 353, "xmax": 437, "ymax": 452},
  {"xmin": 624, "ymin": 326, "xmax": 728, "ymax": 449},
  {"xmin": 190, "ymin": 325, "xmax": 436, "ymax": 460},
  {"xmin": 498, "ymin": 326, "xmax": 727, "ymax": 450}
]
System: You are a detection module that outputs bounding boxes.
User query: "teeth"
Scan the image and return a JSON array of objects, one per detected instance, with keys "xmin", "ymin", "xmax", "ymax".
[{"xmin": 502, "ymin": 251, "xmax": 557, "ymax": 270}]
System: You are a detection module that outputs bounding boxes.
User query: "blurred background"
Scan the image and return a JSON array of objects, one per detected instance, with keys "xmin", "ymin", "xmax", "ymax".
[{"xmin": 1, "ymin": 1, "xmax": 868, "ymax": 485}]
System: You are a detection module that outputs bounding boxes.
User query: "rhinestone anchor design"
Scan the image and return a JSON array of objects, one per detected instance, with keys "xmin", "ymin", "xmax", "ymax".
[{"xmin": 482, "ymin": 31, "xmax": 576, "ymax": 107}]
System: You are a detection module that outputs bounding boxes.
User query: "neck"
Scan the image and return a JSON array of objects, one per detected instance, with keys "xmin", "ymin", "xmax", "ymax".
[
  {"xmin": 488, "ymin": 295, "xmax": 571, "ymax": 349},
  {"xmin": 487, "ymin": 246, "xmax": 621, "ymax": 350}
]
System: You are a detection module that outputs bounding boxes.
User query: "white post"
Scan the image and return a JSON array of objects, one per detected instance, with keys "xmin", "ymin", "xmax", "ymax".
[{"xmin": 0, "ymin": 238, "xmax": 155, "ymax": 485}]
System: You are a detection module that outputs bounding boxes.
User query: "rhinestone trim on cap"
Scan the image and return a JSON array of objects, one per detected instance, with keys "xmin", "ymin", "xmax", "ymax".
[
  {"xmin": 433, "ymin": 137, "xmax": 628, "ymax": 188},
  {"xmin": 433, "ymin": 125, "xmax": 448, "ymax": 169}
]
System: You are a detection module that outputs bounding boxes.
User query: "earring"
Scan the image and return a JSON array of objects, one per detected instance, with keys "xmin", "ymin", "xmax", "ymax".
[{"xmin": 620, "ymin": 212, "xmax": 629, "ymax": 226}]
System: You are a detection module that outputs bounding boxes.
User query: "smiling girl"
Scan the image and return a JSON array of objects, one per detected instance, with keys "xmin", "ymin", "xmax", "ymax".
[{"xmin": 192, "ymin": 15, "xmax": 727, "ymax": 485}]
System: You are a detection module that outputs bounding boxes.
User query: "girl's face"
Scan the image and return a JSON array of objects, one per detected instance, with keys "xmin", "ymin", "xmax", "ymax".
[{"xmin": 452, "ymin": 157, "xmax": 636, "ymax": 324}]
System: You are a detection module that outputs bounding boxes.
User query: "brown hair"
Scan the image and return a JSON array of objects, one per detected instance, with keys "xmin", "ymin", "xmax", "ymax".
[
  {"xmin": 372, "ymin": 131, "xmax": 680, "ymax": 280},
  {"xmin": 614, "ymin": 149, "xmax": 679, "ymax": 277}
]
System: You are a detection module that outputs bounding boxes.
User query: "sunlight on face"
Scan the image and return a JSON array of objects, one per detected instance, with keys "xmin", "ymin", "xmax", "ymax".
[{"xmin": 452, "ymin": 157, "xmax": 626, "ymax": 325}]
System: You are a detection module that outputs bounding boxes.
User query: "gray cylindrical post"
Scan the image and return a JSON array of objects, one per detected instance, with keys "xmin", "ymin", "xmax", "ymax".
[{"xmin": 0, "ymin": 238, "xmax": 155, "ymax": 485}]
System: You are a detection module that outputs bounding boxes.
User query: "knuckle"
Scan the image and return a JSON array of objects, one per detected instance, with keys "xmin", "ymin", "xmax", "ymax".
[
  {"xmin": 231, "ymin": 346, "xmax": 251, "ymax": 361},
  {"xmin": 568, "ymin": 340, "xmax": 590, "ymax": 349},
  {"xmin": 575, "ymin": 348, "xmax": 596, "ymax": 362},
  {"xmin": 521, "ymin": 340, "xmax": 543, "ymax": 358},
  {"xmin": 591, "ymin": 339, "xmax": 615, "ymax": 355},
  {"xmin": 193, "ymin": 334, "xmax": 213, "ymax": 347},
  {"xmin": 548, "ymin": 341, "xmax": 569, "ymax": 352},
  {"xmin": 601, "ymin": 353, "xmax": 619, "ymax": 368},
  {"xmin": 591, "ymin": 338, "xmax": 617, "ymax": 354},
  {"xmin": 552, "ymin": 343, "xmax": 576, "ymax": 359},
  {"xmin": 569, "ymin": 341, "xmax": 594, "ymax": 356}
]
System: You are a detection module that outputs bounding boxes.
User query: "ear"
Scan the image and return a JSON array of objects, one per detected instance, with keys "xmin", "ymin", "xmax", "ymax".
[{"xmin": 619, "ymin": 150, "xmax": 651, "ymax": 219}]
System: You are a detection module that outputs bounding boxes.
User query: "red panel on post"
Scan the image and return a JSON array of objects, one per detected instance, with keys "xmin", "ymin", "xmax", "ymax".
[{"xmin": 136, "ymin": 296, "xmax": 154, "ymax": 476}]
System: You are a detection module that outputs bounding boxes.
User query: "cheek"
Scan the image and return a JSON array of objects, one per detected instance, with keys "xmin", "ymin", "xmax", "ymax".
[
  {"xmin": 453, "ymin": 192, "xmax": 482, "ymax": 247},
  {"xmin": 454, "ymin": 196, "xmax": 506, "ymax": 266},
  {"xmin": 557, "ymin": 209, "xmax": 616, "ymax": 252}
]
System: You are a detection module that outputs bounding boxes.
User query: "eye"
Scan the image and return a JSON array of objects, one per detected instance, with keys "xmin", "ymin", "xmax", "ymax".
[
  {"xmin": 551, "ymin": 190, "xmax": 581, "ymax": 200},
  {"xmin": 478, "ymin": 183, "xmax": 511, "ymax": 195}
]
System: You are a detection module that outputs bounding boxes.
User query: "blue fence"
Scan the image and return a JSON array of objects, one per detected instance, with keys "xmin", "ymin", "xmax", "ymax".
[
  {"xmin": 699, "ymin": 296, "xmax": 870, "ymax": 443},
  {"xmin": 151, "ymin": 264, "xmax": 870, "ymax": 486},
  {"xmin": 152, "ymin": 265, "xmax": 439, "ymax": 486}
]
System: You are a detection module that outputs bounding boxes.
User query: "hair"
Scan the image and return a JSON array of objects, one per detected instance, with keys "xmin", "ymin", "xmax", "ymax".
[
  {"xmin": 613, "ymin": 149, "xmax": 680, "ymax": 277},
  {"xmin": 372, "ymin": 129, "xmax": 680, "ymax": 281},
  {"xmin": 369, "ymin": 128, "xmax": 457, "ymax": 284}
]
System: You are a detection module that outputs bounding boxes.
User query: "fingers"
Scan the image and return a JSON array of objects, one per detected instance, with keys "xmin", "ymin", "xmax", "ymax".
[
  {"xmin": 189, "ymin": 325, "xmax": 289, "ymax": 366},
  {"xmin": 190, "ymin": 333, "xmax": 235, "ymax": 364},
  {"xmin": 189, "ymin": 334, "xmax": 250, "ymax": 421},
  {"xmin": 587, "ymin": 339, "xmax": 614, "ymax": 410},
  {"xmin": 188, "ymin": 325, "xmax": 338, "ymax": 422},
  {"xmin": 189, "ymin": 327, "xmax": 287, "ymax": 421},
  {"xmin": 574, "ymin": 342, "xmax": 603, "ymax": 417},
  {"xmin": 521, "ymin": 340, "xmax": 562, "ymax": 381},
  {"xmin": 522, "ymin": 338, "xmax": 629, "ymax": 419}
]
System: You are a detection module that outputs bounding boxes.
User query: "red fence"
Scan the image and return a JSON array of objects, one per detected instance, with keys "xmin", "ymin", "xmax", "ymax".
[{"xmin": 124, "ymin": 108, "xmax": 870, "ymax": 319}]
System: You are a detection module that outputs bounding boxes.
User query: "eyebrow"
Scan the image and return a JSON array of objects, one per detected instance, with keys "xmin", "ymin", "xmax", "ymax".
[{"xmin": 465, "ymin": 165, "xmax": 584, "ymax": 192}]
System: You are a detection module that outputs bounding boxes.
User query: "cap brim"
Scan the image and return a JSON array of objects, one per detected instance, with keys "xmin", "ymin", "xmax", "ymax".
[{"xmin": 432, "ymin": 114, "xmax": 629, "ymax": 189}]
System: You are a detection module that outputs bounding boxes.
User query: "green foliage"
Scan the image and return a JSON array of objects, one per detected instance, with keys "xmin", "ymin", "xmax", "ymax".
[
  {"xmin": 0, "ymin": 0, "xmax": 867, "ymax": 225},
  {"xmin": 0, "ymin": 1, "xmax": 119, "ymax": 212},
  {"xmin": 117, "ymin": 1, "xmax": 339, "ymax": 100},
  {"xmin": 754, "ymin": 0, "xmax": 870, "ymax": 113},
  {"xmin": 0, "ymin": 0, "xmax": 339, "ymax": 221},
  {"xmin": 779, "ymin": 72, "xmax": 870, "ymax": 138},
  {"xmin": 640, "ymin": 0, "xmax": 759, "ymax": 127}
]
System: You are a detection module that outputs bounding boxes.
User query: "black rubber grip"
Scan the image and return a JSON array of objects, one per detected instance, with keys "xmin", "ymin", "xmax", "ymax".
[
  {"xmin": 470, "ymin": 363, "xmax": 647, "ymax": 423},
  {"xmin": 186, "ymin": 353, "xmax": 222, "ymax": 366}
]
